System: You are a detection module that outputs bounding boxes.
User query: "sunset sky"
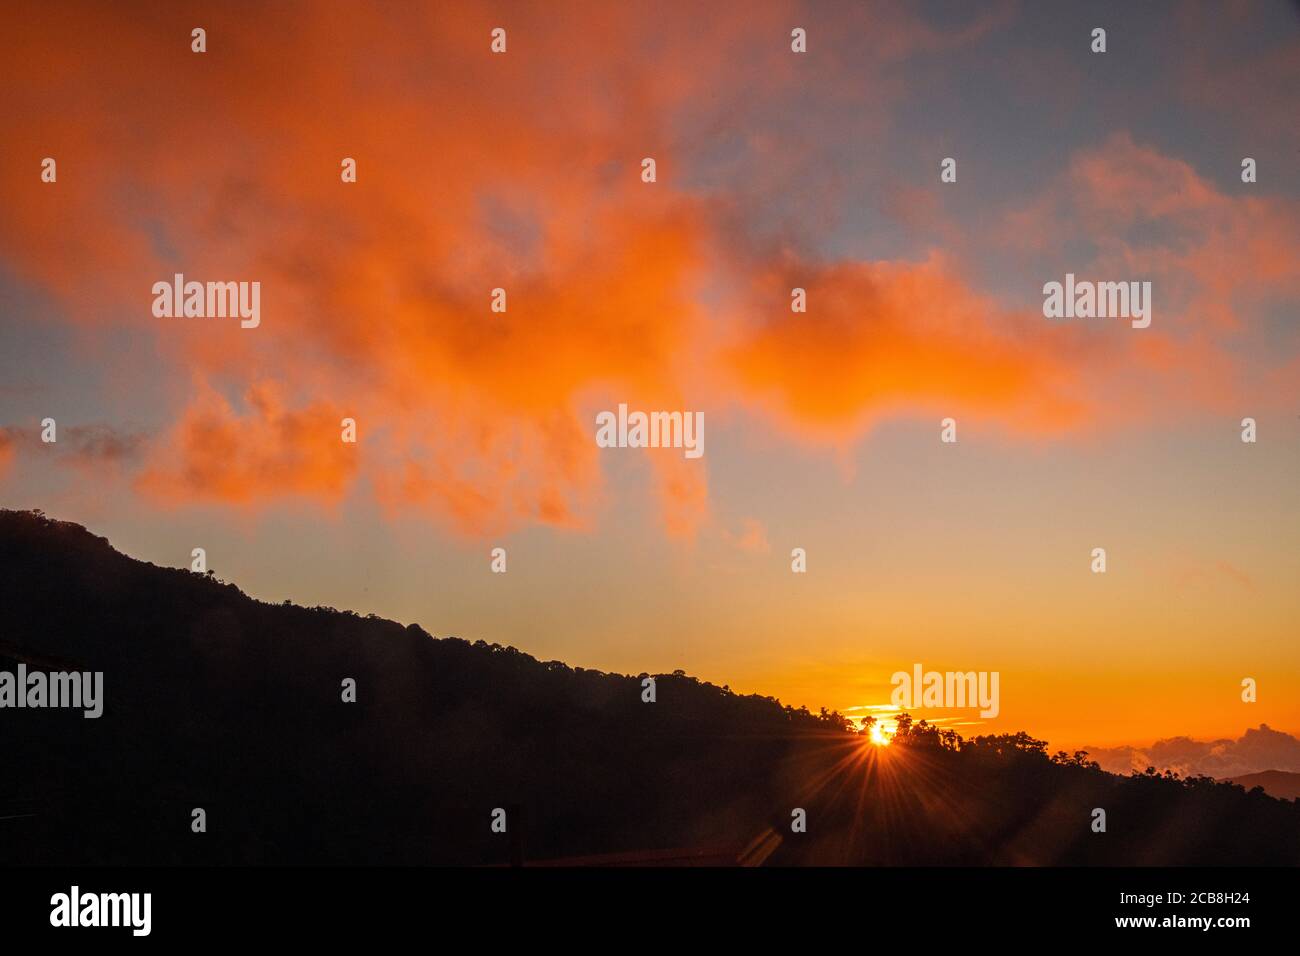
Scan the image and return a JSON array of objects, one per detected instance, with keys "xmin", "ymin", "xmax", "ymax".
[{"xmin": 1, "ymin": 1, "xmax": 1297, "ymax": 754}]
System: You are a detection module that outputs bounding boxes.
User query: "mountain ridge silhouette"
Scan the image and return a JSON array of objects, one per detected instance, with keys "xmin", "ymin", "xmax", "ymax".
[
  {"xmin": 2, "ymin": 508, "xmax": 1296, "ymax": 866},
  {"xmin": 1223, "ymin": 770, "xmax": 1300, "ymax": 801}
]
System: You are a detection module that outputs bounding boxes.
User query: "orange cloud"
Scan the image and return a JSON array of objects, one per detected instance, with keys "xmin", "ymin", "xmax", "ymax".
[
  {"xmin": 724, "ymin": 517, "xmax": 771, "ymax": 554},
  {"xmin": 136, "ymin": 382, "xmax": 356, "ymax": 506},
  {"xmin": 1005, "ymin": 133, "xmax": 1300, "ymax": 334},
  {"xmin": 727, "ymin": 253, "xmax": 1091, "ymax": 439},
  {"xmin": 0, "ymin": 430, "xmax": 15, "ymax": 479},
  {"xmin": 988, "ymin": 132, "xmax": 1300, "ymax": 426},
  {"xmin": 1172, "ymin": 559, "xmax": 1256, "ymax": 594},
  {"xmin": 648, "ymin": 452, "xmax": 711, "ymax": 541},
  {"xmin": 0, "ymin": 2, "xmax": 744, "ymax": 533},
  {"xmin": 1, "ymin": 5, "xmax": 1289, "ymax": 537}
]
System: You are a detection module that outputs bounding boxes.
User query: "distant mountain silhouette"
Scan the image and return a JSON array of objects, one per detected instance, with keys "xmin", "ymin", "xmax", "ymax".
[
  {"xmin": 1, "ymin": 509, "xmax": 1296, "ymax": 865},
  {"xmin": 1223, "ymin": 771, "xmax": 1300, "ymax": 801}
]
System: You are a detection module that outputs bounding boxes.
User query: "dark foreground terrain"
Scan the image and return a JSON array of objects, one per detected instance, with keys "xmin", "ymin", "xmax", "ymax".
[{"xmin": 1, "ymin": 510, "xmax": 1296, "ymax": 865}]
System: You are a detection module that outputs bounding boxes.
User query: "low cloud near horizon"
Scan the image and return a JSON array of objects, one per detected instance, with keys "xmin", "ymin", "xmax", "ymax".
[{"xmin": 1087, "ymin": 724, "xmax": 1300, "ymax": 780}]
